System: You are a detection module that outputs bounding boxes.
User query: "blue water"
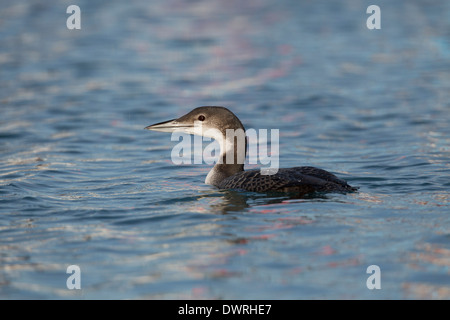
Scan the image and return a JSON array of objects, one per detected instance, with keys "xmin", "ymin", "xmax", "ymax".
[{"xmin": 0, "ymin": 0, "xmax": 449, "ymax": 299}]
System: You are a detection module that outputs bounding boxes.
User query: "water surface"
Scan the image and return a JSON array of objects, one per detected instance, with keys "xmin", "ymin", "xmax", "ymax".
[{"xmin": 0, "ymin": 0, "xmax": 449, "ymax": 299}]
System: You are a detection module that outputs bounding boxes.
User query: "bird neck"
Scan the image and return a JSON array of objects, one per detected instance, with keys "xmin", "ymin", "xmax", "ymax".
[{"xmin": 205, "ymin": 130, "xmax": 247, "ymax": 186}]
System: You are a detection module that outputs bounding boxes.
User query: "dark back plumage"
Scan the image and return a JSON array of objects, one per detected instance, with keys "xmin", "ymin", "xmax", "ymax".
[{"xmin": 218, "ymin": 166, "xmax": 357, "ymax": 194}]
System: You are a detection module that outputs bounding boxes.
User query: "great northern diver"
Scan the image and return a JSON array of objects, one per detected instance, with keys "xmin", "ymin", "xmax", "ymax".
[{"xmin": 145, "ymin": 106, "xmax": 357, "ymax": 194}]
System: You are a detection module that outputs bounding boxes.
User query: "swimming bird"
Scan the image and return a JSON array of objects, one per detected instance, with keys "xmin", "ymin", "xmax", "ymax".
[{"xmin": 145, "ymin": 106, "xmax": 357, "ymax": 194}]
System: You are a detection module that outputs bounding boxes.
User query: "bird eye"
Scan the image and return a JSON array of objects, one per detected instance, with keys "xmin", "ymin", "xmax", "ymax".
[{"xmin": 198, "ymin": 115, "xmax": 205, "ymax": 121}]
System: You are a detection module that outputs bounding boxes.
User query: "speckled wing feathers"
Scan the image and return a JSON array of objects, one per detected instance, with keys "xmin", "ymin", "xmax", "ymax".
[{"xmin": 217, "ymin": 166, "xmax": 356, "ymax": 193}]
